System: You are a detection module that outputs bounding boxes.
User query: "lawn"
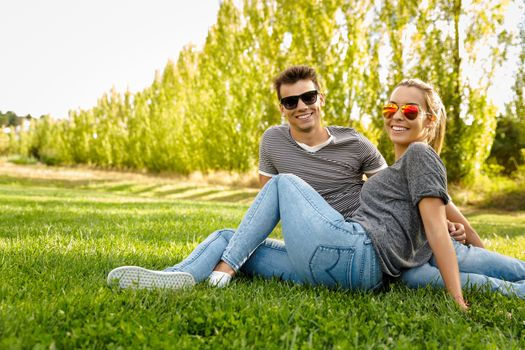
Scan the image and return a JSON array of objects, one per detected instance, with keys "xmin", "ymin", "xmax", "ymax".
[{"xmin": 0, "ymin": 166, "xmax": 524, "ymax": 349}]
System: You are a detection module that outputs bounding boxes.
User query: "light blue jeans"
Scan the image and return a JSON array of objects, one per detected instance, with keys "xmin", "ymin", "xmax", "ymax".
[
  {"xmin": 402, "ymin": 240, "xmax": 525, "ymax": 298},
  {"xmin": 166, "ymin": 174, "xmax": 383, "ymax": 291},
  {"xmin": 165, "ymin": 228, "xmax": 302, "ymax": 283}
]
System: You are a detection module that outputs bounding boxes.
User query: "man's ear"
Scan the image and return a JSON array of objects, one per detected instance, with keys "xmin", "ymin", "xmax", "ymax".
[{"xmin": 319, "ymin": 93, "xmax": 325, "ymax": 106}]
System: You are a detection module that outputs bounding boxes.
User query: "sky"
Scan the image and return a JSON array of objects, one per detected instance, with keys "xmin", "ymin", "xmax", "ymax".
[
  {"xmin": 0, "ymin": 0, "xmax": 221, "ymax": 118},
  {"xmin": 0, "ymin": 1, "xmax": 522, "ymax": 119}
]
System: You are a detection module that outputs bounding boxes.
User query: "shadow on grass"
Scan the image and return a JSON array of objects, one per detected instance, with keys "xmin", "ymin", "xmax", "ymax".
[
  {"xmin": 0, "ymin": 174, "xmax": 257, "ymax": 204},
  {"xmin": 179, "ymin": 189, "xmax": 224, "ymax": 200},
  {"xmin": 208, "ymin": 192, "xmax": 257, "ymax": 203},
  {"xmin": 0, "ymin": 175, "xmax": 109, "ymax": 188},
  {"xmin": 105, "ymin": 183, "xmax": 137, "ymax": 192},
  {"xmin": 131, "ymin": 185, "xmax": 164, "ymax": 195},
  {"xmin": 155, "ymin": 186, "xmax": 201, "ymax": 197}
]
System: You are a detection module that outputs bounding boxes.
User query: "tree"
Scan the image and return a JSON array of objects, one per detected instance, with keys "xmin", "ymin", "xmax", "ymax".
[
  {"xmin": 488, "ymin": 23, "xmax": 525, "ymax": 174},
  {"xmin": 4, "ymin": 0, "xmax": 518, "ymax": 182}
]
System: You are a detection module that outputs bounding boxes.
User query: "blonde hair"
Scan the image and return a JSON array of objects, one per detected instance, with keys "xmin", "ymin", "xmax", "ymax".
[{"xmin": 395, "ymin": 79, "xmax": 447, "ymax": 154}]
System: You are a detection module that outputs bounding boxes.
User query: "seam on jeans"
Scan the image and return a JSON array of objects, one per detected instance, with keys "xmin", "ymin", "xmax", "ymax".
[
  {"xmin": 359, "ymin": 243, "xmax": 379, "ymax": 290},
  {"xmin": 241, "ymin": 178, "xmax": 275, "ymax": 227},
  {"xmin": 221, "ymin": 179, "xmax": 278, "ymax": 271},
  {"xmin": 223, "ymin": 236, "xmax": 269, "ymax": 272},
  {"xmin": 174, "ymin": 229, "xmax": 233, "ymax": 270},
  {"xmin": 359, "ymin": 243, "xmax": 366, "ymax": 287},
  {"xmin": 263, "ymin": 245, "xmax": 287, "ymax": 253},
  {"xmin": 284, "ymin": 176, "xmax": 364, "ymax": 236},
  {"xmin": 223, "ymin": 238, "xmax": 269, "ymax": 273}
]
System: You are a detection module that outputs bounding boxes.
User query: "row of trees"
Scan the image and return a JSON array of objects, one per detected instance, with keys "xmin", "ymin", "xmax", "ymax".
[
  {"xmin": 0, "ymin": 111, "xmax": 34, "ymax": 128},
  {"xmin": 3, "ymin": 0, "xmax": 524, "ymax": 182}
]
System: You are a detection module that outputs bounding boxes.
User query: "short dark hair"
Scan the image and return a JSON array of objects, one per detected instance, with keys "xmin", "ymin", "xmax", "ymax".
[{"xmin": 273, "ymin": 65, "xmax": 321, "ymax": 99}]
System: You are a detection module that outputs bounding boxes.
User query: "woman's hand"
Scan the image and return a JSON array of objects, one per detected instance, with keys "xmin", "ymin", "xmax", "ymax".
[
  {"xmin": 447, "ymin": 220, "xmax": 466, "ymax": 244},
  {"xmin": 445, "ymin": 202, "xmax": 485, "ymax": 248},
  {"xmin": 452, "ymin": 294, "xmax": 469, "ymax": 311}
]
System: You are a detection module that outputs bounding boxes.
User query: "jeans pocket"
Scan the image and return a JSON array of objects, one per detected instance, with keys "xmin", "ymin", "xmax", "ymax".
[{"xmin": 309, "ymin": 246, "xmax": 355, "ymax": 288}]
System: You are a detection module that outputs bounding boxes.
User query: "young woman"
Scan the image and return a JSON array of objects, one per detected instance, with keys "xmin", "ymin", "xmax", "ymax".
[{"xmin": 108, "ymin": 79, "xmax": 525, "ymax": 308}]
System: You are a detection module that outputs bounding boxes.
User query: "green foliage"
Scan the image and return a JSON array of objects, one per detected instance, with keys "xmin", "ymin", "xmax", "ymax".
[
  {"xmin": 489, "ymin": 113, "xmax": 525, "ymax": 174},
  {"xmin": 488, "ymin": 25, "xmax": 525, "ymax": 175},
  {"xmin": 450, "ymin": 165, "xmax": 525, "ymax": 211},
  {"xmin": 28, "ymin": 116, "xmax": 71, "ymax": 165},
  {"xmin": 0, "ymin": 177, "xmax": 524, "ymax": 349},
  {"xmin": 7, "ymin": 155, "xmax": 38, "ymax": 165},
  {"xmin": 4, "ymin": 0, "xmax": 522, "ymax": 182},
  {"xmin": 0, "ymin": 130, "xmax": 9, "ymax": 155},
  {"xmin": 0, "ymin": 110, "xmax": 34, "ymax": 127}
]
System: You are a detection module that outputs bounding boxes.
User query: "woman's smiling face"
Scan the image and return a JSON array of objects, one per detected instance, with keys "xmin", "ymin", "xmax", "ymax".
[{"xmin": 384, "ymin": 86, "xmax": 433, "ymax": 157}]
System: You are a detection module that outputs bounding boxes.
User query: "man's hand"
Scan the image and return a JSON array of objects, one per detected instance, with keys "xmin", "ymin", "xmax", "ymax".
[
  {"xmin": 447, "ymin": 220, "xmax": 467, "ymax": 244},
  {"xmin": 259, "ymin": 174, "xmax": 272, "ymax": 188}
]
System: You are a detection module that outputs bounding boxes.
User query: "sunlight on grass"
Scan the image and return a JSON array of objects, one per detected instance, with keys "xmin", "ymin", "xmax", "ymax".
[
  {"xmin": 0, "ymin": 173, "xmax": 524, "ymax": 349},
  {"xmin": 467, "ymin": 212, "xmax": 525, "ymax": 258}
]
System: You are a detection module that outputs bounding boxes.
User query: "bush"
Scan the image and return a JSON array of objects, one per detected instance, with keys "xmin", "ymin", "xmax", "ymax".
[{"xmin": 450, "ymin": 165, "xmax": 525, "ymax": 211}]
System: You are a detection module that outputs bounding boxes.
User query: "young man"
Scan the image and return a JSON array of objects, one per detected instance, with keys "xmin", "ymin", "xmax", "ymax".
[
  {"xmin": 108, "ymin": 66, "xmax": 480, "ymax": 289},
  {"xmin": 258, "ymin": 65, "xmax": 387, "ymax": 219}
]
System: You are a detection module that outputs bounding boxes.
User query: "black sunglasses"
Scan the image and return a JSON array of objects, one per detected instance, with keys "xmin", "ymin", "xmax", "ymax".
[{"xmin": 280, "ymin": 90, "xmax": 319, "ymax": 110}]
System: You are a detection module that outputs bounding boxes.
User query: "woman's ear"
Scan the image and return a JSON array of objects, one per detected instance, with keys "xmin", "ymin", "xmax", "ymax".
[{"xmin": 424, "ymin": 116, "xmax": 436, "ymax": 129}]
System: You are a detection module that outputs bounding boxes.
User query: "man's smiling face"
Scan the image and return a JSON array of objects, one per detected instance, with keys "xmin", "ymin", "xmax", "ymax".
[{"xmin": 279, "ymin": 79, "xmax": 324, "ymax": 137}]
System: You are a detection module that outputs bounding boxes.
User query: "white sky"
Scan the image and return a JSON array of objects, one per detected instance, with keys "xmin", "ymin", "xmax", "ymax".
[
  {"xmin": 0, "ymin": 1, "xmax": 522, "ymax": 119},
  {"xmin": 0, "ymin": 0, "xmax": 221, "ymax": 118}
]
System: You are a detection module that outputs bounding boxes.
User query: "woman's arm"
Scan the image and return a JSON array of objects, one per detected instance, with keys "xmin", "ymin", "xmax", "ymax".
[
  {"xmin": 419, "ymin": 197, "xmax": 468, "ymax": 310},
  {"xmin": 445, "ymin": 202, "xmax": 485, "ymax": 248}
]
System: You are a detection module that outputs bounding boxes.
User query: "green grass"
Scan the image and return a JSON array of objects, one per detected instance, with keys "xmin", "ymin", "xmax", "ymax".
[{"xmin": 0, "ymin": 175, "xmax": 524, "ymax": 349}]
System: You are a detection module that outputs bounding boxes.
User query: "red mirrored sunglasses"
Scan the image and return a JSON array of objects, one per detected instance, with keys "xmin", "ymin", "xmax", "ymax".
[{"xmin": 382, "ymin": 102, "xmax": 432, "ymax": 120}]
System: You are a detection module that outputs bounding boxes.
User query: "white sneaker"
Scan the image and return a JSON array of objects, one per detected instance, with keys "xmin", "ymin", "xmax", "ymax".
[
  {"xmin": 208, "ymin": 271, "xmax": 232, "ymax": 288},
  {"xmin": 107, "ymin": 266, "xmax": 195, "ymax": 290}
]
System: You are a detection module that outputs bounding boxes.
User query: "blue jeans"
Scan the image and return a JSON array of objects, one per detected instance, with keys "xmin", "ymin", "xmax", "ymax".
[
  {"xmin": 402, "ymin": 240, "xmax": 525, "ymax": 298},
  {"xmin": 167, "ymin": 174, "xmax": 383, "ymax": 291},
  {"xmin": 165, "ymin": 228, "xmax": 302, "ymax": 283}
]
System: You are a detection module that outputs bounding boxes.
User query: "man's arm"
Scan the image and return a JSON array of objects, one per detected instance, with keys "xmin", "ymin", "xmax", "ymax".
[
  {"xmin": 363, "ymin": 164, "xmax": 388, "ymax": 178},
  {"xmin": 259, "ymin": 174, "xmax": 271, "ymax": 188},
  {"xmin": 446, "ymin": 201, "xmax": 484, "ymax": 248}
]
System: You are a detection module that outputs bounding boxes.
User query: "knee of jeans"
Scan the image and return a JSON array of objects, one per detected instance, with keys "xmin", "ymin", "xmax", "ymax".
[
  {"xmin": 276, "ymin": 173, "xmax": 302, "ymax": 189},
  {"xmin": 277, "ymin": 173, "xmax": 300, "ymax": 182},
  {"xmin": 211, "ymin": 229, "xmax": 234, "ymax": 243}
]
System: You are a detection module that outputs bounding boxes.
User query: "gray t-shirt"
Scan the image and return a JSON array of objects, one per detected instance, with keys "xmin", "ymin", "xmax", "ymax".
[
  {"xmin": 351, "ymin": 142, "xmax": 450, "ymax": 277},
  {"xmin": 259, "ymin": 125, "xmax": 387, "ymax": 219}
]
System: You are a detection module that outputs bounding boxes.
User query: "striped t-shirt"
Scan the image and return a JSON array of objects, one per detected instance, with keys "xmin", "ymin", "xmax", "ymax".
[{"xmin": 259, "ymin": 125, "xmax": 387, "ymax": 219}]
